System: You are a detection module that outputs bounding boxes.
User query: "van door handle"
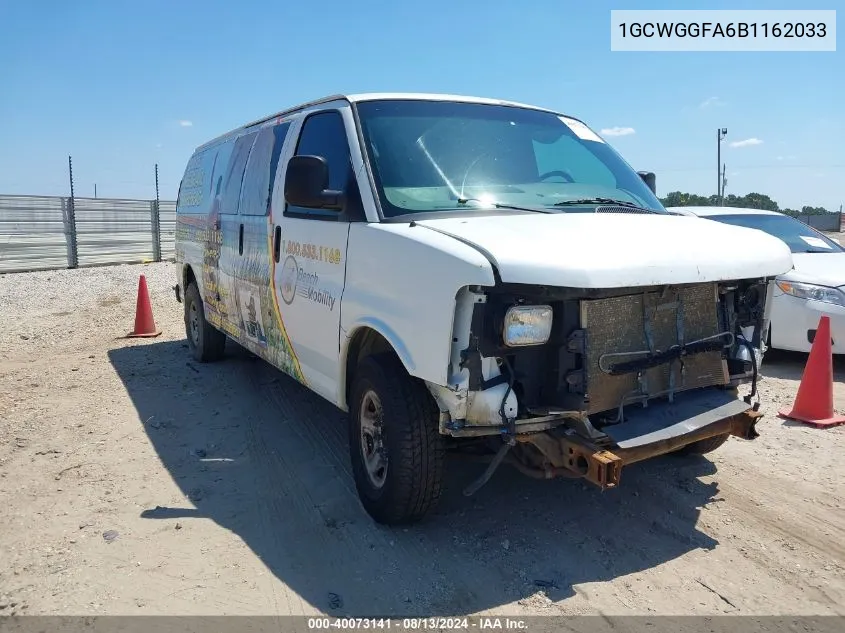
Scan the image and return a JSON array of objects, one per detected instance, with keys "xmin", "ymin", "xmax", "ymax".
[
  {"xmin": 238, "ymin": 224, "xmax": 244, "ymax": 255},
  {"xmin": 273, "ymin": 225, "xmax": 282, "ymax": 263}
]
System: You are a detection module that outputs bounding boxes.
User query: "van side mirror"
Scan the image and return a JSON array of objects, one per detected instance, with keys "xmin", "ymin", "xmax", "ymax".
[
  {"xmin": 284, "ymin": 155, "xmax": 344, "ymax": 210},
  {"xmin": 637, "ymin": 171, "xmax": 656, "ymax": 194}
]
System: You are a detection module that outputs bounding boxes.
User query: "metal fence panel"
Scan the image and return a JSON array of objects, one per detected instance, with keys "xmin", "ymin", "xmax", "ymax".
[
  {"xmin": 0, "ymin": 193, "xmax": 179, "ymax": 274},
  {"xmin": 796, "ymin": 212, "xmax": 842, "ymax": 232},
  {"xmin": 159, "ymin": 200, "xmax": 177, "ymax": 261},
  {"xmin": 0, "ymin": 195, "xmax": 70, "ymax": 273},
  {"xmin": 4, "ymin": 190, "xmax": 838, "ymax": 275},
  {"xmin": 74, "ymin": 197, "xmax": 156, "ymax": 267}
]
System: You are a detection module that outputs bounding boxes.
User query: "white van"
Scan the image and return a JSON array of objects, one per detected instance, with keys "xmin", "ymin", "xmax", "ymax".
[{"xmin": 174, "ymin": 93, "xmax": 793, "ymax": 524}]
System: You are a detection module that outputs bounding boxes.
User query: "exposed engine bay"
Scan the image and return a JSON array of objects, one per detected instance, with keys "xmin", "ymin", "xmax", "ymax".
[{"xmin": 433, "ymin": 278, "xmax": 774, "ymax": 493}]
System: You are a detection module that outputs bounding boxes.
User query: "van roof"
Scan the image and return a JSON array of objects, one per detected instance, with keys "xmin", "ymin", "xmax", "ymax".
[
  {"xmin": 348, "ymin": 92, "xmax": 554, "ymax": 111},
  {"xmin": 195, "ymin": 92, "xmax": 563, "ymax": 152}
]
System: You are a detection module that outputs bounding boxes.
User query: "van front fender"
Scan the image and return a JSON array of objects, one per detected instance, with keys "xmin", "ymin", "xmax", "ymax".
[{"xmin": 339, "ymin": 318, "xmax": 418, "ymax": 411}]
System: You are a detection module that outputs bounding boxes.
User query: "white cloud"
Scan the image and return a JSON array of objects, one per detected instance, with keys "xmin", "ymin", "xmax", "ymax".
[
  {"xmin": 729, "ymin": 138, "xmax": 763, "ymax": 148},
  {"xmin": 600, "ymin": 126, "xmax": 636, "ymax": 137},
  {"xmin": 699, "ymin": 96, "xmax": 725, "ymax": 109},
  {"xmin": 776, "ymin": 155, "xmax": 797, "ymax": 161},
  {"xmin": 178, "ymin": 120, "xmax": 193, "ymax": 127}
]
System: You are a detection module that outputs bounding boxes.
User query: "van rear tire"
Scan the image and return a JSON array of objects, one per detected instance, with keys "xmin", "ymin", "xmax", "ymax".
[
  {"xmin": 348, "ymin": 353, "xmax": 445, "ymax": 525},
  {"xmin": 184, "ymin": 282, "xmax": 226, "ymax": 363}
]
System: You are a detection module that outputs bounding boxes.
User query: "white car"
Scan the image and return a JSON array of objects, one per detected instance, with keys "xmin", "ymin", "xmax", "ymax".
[
  {"xmin": 668, "ymin": 206, "xmax": 844, "ymax": 354},
  {"xmin": 174, "ymin": 93, "xmax": 793, "ymax": 524}
]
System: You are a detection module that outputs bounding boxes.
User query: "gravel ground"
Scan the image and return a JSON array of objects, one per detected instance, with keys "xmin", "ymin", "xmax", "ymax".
[
  {"xmin": 0, "ymin": 261, "xmax": 844, "ymax": 617},
  {"xmin": 0, "ymin": 263, "xmax": 178, "ymax": 360}
]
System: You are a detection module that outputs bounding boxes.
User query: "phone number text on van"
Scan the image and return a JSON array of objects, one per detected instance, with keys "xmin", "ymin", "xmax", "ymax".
[{"xmin": 284, "ymin": 240, "xmax": 342, "ymax": 265}]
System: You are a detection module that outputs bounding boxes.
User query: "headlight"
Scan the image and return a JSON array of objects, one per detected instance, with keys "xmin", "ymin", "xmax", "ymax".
[
  {"xmin": 503, "ymin": 305, "xmax": 553, "ymax": 347},
  {"xmin": 776, "ymin": 280, "xmax": 845, "ymax": 307}
]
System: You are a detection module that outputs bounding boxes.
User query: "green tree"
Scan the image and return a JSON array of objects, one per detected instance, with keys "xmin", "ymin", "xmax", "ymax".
[
  {"xmin": 801, "ymin": 205, "xmax": 830, "ymax": 215},
  {"xmin": 659, "ymin": 191, "xmax": 835, "ymax": 216},
  {"xmin": 660, "ymin": 191, "xmax": 715, "ymax": 207},
  {"xmin": 737, "ymin": 192, "xmax": 779, "ymax": 211}
]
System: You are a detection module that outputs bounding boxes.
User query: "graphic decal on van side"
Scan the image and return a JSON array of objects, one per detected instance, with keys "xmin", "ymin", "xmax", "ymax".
[
  {"xmin": 176, "ymin": 131, "xmax": 306, "ymax": 387},
  {"xmin": 207, "ymin": 212, "xmax": 305, "ymax": 383},
  {"xmin": 278, "ymin": 254, "xmax": 337, "ymax": 311},
  {"xmin": 266, "ymin": 223, "xmax": 306, "ymax": 383},
  {"xmin": 174, "ymin": 214, "xmax": 205, "ymax": 262},
  {"xmin": 177, "ymin": 153, "xmax": 206, "ymax": 210},
  {"xmin": 202, "ymin": 182, "xmax": 235, "ymax": 337},
  {"xmin": 237, "ymin": 286, "xmax": 267, "ymax": 345}
]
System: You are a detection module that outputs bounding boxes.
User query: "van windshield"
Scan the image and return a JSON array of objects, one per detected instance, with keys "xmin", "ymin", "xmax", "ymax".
[{"xmin": 355, "ymin": 99, "xmax": 667, "ymax": 219}]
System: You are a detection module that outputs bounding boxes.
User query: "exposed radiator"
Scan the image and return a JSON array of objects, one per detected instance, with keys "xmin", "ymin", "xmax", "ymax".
[{"xmin": 579, "ymin": 283, "xmax": 730, "ymax": 416}]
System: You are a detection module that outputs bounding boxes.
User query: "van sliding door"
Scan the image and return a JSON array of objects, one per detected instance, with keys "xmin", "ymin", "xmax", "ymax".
[
  {"xmin": 231, "ymin": 122, "xmax": 292, "ymax": 356},
  {"xmin": 215, "ymin": 130, "xmax": 258, "ymax": 341}
]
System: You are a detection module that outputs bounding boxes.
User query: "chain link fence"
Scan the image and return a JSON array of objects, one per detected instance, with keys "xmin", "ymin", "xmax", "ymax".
[{"xmin": 0, "ymin": 194, "xmax": 176, "ymax": 274}]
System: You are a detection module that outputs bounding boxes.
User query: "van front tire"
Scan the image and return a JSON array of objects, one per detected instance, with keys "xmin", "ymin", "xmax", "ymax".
[
  {"xmin": 348, "ymin": 353, "xmax": 444, "ymax": 525},
  {"xmin": 184, "ymin": 282, "xmax": 226, "ymax": 363}
]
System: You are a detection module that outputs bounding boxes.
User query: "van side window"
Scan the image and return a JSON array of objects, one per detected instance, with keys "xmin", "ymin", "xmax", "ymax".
[
  {"xmin": 220, "ymin": 131, "xmax": 258, "ymax": 215},
  {"xmin": 286, "ymin": 111, "xmax": 351, "ymax": 220},
  {"xmin": 240, "ymin": 122, "xmax": 291, "ymax": 216}
]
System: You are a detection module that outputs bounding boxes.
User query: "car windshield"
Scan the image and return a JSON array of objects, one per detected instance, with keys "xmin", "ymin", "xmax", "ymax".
[
  {"xmin": 707, "ymin": 213, "xmax": 844, "ymax": 254},
  {"xmin": 355, "ymin": 99, "xmax": 667, "ymax": 219}
]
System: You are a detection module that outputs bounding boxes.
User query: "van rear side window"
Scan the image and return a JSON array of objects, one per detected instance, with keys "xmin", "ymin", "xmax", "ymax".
[
  {"xmin": 240, "ymin": 122, "xmax": 291, "ymax": 216},
  {"xmin": 220, "ymin": 131, "xmax": 258, "ymax": 215}
]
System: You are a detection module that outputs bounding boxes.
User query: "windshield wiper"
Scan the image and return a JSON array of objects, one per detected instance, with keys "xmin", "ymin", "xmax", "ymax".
[
  {"xmin": 456, "ymin": 197, "xmax": 552, "ymax": 214},
  {"xmin": 552, "ymin": 197, "xmax": 659, "ymax": 212}
]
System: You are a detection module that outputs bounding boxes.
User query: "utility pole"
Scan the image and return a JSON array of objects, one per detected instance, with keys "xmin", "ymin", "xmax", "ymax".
[
  {"xmin": 152, "ymin": 163, "xmax": 162, "ymax": 262},
  {"xmin": 721, "ymin": 163, "xmax": 727, "ymax": 201},
  {"xmin": 66, "ymin": 155, "xmax": 79, "ymax": 269},
  {"xmin": 94, "ymin": 184, "xmax": 97, "ymax": 199},
  {"xmin": 717, "ymin": 128, "xmax": 727, "ymax": 205},
  {"xmin": 68, "ymin": 156, "xmax": 75, "ymax": 200}
]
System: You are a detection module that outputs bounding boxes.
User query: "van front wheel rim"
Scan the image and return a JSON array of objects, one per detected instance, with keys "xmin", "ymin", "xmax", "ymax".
[
  {"xmin": 189, "ymin": 301, "xmax": 200, "ymax": 346},
  {"xmin": 359, "ymin": 390, "xmax": 388, "ymax": 489}
]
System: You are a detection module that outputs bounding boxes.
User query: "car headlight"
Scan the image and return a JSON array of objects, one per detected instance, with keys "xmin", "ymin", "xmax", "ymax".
[
  {"xmin": 503, "ymin": 305, "xmax": 553, "ymax": 347},
  {"xmin": 776, "ymin": 280, "xmax": 845, "ymax": 307}
]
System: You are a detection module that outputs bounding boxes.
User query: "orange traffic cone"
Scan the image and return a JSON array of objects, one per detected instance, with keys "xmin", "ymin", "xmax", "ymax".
[
  {"xmin": 127, "ymin": 274, "xmax": 162, "ymax": 338},
  {"xmin": 778, "ymin": 315, "xmax": 844, "ymax": 428}
]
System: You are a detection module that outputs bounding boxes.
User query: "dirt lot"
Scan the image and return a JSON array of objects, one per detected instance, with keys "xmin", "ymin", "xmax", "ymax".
[{"xmin": 1, "ymin": 262, "xmax": 843, "ymax": 617}]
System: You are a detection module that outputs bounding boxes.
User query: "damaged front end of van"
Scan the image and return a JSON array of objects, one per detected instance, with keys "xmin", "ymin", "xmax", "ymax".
[
  {"xmin": 435, "ymin": 279, "xmax": 770, "ymax": 492},
  {"xmin": 415, "ymin": 214, "xmax": 790, "ymax": 494}
]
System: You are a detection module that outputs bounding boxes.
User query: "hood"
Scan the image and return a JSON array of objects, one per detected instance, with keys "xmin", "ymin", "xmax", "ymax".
[
  {"xmin": 415, "ymin": 213, "xmax": 793, "ymax": 288},
  {"xmin": 781, "ymin": 252, "xmax": 845, "ymax": 289}
]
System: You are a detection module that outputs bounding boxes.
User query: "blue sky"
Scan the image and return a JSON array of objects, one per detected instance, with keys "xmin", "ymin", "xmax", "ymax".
[{"xmin": 0, "ymin": 0, "xmax": 841, "ymax": 210}]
